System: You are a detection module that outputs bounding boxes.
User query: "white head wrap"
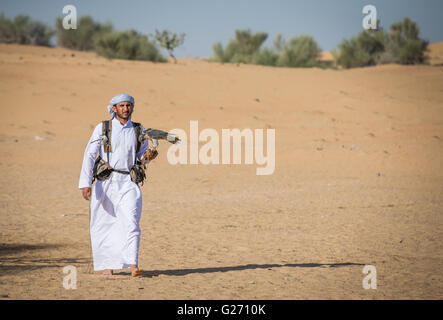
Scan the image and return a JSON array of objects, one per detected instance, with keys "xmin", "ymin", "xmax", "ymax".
[{"xmin": 107, "ymin": 93, "xmax": 135, "ymax": 118}]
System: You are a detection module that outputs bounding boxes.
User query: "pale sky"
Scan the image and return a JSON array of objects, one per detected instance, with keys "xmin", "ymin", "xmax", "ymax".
[{"xmin": 1, "ymin": 0, "xmax": 442, "ymax": 58}]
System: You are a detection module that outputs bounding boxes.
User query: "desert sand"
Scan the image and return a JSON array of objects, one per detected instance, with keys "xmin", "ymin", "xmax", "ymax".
[{"xmin": 0, "ymin": 42, "xmax": 442, "ymax": 299}]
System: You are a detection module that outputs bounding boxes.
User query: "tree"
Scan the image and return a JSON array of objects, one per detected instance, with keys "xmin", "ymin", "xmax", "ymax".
[
  {"xmin": 211, "ymin": 30, "xmax": 325, "ymax": 68},
  {"xmin": 273, "ymin": 33, "xmax": 285, "ymax": 53},
  {"xmin": 335, "ymin": 18, "xmax": 428, "ymax": 68},
  {"xmin": 154, "ymin": 29, "xmax": 185, "ymax": 63},
  {"xmin": 0, "ymin": 13, "xmax": 54, "ymax": 46},
  {"xmin": 55, "ymin": 15, "xmax": 113, "ymax": 51},
  {"xmin": 234, "ymin": 29, "xmax": 268, "ymax": 56},
  {"xmin": 336, "ymin": 23, "xmax": 388, "ymax": 68},
  {"xmin": 277, "ymin": 35, "xmax": 321, "ymax": 67},
  {"xmin": 387, "ymin": 17, "xmax": 428, "ymax": 64},
  {"xmin": 212, "ymin": 29, "xmax": 268, "ymax": 64},
  {"xmin": 95, "ymin": 29, "xmax": 165, "ymax": 62},
  {"xmin": 252, "ymin": 48, "xmax": 279, "ymax": 66}
]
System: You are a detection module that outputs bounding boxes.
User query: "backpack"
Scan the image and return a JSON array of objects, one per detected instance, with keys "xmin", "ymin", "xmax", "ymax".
[
  {"xmin": 101, "ymin": 119, "xmax": 143, "ymax": 160},
  {"xmin": 92, "ymin": 120, "xmax": 145, "ymax": 184}
]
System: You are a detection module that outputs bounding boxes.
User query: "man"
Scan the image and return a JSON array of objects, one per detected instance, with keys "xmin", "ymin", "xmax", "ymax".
[{"xmin": 79, "ymin": 93, "xmax": 149, "ymax": 277}]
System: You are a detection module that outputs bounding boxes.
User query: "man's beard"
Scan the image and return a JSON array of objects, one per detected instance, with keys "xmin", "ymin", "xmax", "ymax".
[{"xmin": 116, "ymin": 111, "xmax": 132, "ymax": 120}]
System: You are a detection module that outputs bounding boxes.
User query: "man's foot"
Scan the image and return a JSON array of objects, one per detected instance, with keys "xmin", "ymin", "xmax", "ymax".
[
  {"xmin": 130, "ymin": 265, "xmax": 144, "ymax": 277},
  {"xmin": 131, "ymin": 268, "xmax": 144, "ymax": 277}
]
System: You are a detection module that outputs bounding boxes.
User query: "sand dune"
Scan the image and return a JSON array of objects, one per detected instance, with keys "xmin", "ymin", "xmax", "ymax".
[
  {"xmin": 0, "ymin": 43, "xmax": 442, "ymax": 299},
  {"xmin": 429, "ymin": 41, "xmax": 443, "ymax": 65},
  {"xmin": 317, "ymin": 51, "xmax": 334, "ymax": 62}
]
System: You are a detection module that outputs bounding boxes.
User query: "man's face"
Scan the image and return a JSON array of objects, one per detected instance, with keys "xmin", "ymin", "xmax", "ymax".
[{"xmin": 112, "ymin": 101, "xmax": 134, "ymax": 120}]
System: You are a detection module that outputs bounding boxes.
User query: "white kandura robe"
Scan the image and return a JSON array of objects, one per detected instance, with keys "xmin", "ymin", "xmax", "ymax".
[{"xmin": 79, "ymin": 117, "xmax": 148, "ymax": 271}]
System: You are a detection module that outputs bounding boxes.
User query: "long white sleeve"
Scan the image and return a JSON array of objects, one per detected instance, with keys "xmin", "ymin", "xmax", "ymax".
[{"xmin": 78, "ymin": 123, "xmax": 102, "ymax": 189}]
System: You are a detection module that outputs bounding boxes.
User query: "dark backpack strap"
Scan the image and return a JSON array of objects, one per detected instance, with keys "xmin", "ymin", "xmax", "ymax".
[
  {"xmin": 102, "ymin": 120, "xmax": 112, "ymax": 162},
  {"xmin": 132, "ymin": 122, "xmax": 142, "ymax": 155}
]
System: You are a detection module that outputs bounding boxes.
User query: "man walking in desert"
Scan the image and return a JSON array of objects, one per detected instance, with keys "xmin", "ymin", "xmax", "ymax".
[{"xmin": 79, "ymin": 93, "xmax": 150, "ymax": 277}]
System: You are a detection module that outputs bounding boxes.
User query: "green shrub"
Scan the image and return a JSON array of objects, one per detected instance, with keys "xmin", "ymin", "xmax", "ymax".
[
  {"xmin": 212, "ymin": 42, "xmax": 227, "ymax": 62},
  {"xmin": 0, "ymin": 13, "xmax": 13, "ymax": 43},
  {"xmin": 55, "ymin": 16, "xmax": 113, "ymax": 51},
  {"xmin": 0, "ymin": 13, "xmax": 54, "ymax": 46},
  {"xmin": 387, "ymin": 18, "xmax": 428, "ymax": 64},
  {"xmin": 252, "ymin": 48, "xmax": 279, "ymax": 66},
  {"xmin": 273, "ymin": 34, "xmax": 285, "ymax": 53},
  {"xmin": 224, "ymin": 40, "xmax": 249, "ymax": 63},
  {"xmin": 277, "ymin": 35, "xmax": 321, "ymax": 67},
  {"xmin": 212, "ymin": 29, "xmax": 268, "ymax": 64},
  {"xmin": 336, "ymin": 27, "xmax": 388, "ymax": 68},
  {"xmin": 95, "ymin": 30, "xmax": 165, "ymax": 62},
  {"xmin": 154, "ymin": 29, "xmax": 185, "ymax": 63},
  {"xmin": 336, "ymin": 18, "xmax": 428, "ymax": 68},
  {"xmin": 234, "ymin": 30, "xmax": 268, "ymax": 56},
  {"xmin": 212, "ymin": 30, "xmax": 323, "ymax": 68}
]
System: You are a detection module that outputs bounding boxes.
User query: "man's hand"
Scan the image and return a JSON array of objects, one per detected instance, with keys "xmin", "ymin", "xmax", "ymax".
[
  {"xmin": 82, "ymin": 187, "xmax": 91, "ymax": 201},
  {"xmin": 142, "ymin": 149, "xmax": 158, "ymax": 165},
  {"xmin": 147, "ymin": 149, "xmax": 158, "ymax": 161}
]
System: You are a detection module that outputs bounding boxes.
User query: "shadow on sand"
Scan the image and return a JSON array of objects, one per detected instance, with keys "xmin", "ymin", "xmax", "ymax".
[
  {"xmin": 0, "ymin": 243, "xmax": 90, "ymax": 274},
  {"xmin": 115, "ymin": 262, "xmax": 365, "ymax": 278},
  {"xmin": 0, "ymin": 243, "xmax": 365, "ymax": 277}
]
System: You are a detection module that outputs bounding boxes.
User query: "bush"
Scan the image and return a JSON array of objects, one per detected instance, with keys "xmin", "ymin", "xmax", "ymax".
[
  {"xmin": 387, "ymin": 18, "xmax": 428, "ymax": 64},
  {"xmin": 235, "ymin": 30, "xmax": 268, "ymax": 56},
  {"xmin": 55, "ymin": 16, "xmax": 113, "ymax": 51},
  {"xmin": 277, "ymin": 35, "xmax": 321, "ymax": 67},
  {"xmin": 56, "ymin": 16, "xmax": 165, "ymax": 62},
  {"xmin": 273, "ymin": 34, "xmax": 285, "ymax": 53},
  {"xmin": 336, "ymin": 27, "xmax": 388, "ymax": 68},
  {"xmin": 252, "ymin": 48, "xmax": 279, "ymax": 66},
  {"xmin": 95, "ymin": 30, "xmax": 165, "ymax": 62},
  {"xmin": 212, "ymin": 29, "xmax": 268, "ymax": 64},
  {"xmin": 336, "ymin": 18, "xmax": 428, "ymax": 68},
  {"xmin": 223, "ymin": 40, "xmax": 250, "ymax": 63},
  {"xmin": 154, "ymin": 29, "xmax": 185, "ymax": 63},
  {"xmin": 0, "ymin": 13, "xmax": 54, "ymax": 46},
  {"xmin": 212, "ymin": 30, "xmax": 323, "ymax": 68},
  {"xmin": 212, "ymin": 42, "xmax": 227, "ymax": 62}
]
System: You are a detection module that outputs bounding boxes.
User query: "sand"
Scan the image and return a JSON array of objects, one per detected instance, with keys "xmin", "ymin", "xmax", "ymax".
[
  {"xmin": 429, "ymin": 41, "xmax": 443, "ymax": 66},
  {"xmin": 0, "ymin": 43, "xmax": 442, "ymax": 299}
]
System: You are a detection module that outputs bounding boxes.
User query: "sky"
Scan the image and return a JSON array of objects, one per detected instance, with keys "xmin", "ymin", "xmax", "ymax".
[{"xmin": 1, "ymin": 0, "xmax": 442, "ymax": 58}]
